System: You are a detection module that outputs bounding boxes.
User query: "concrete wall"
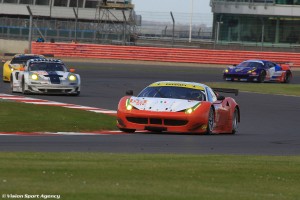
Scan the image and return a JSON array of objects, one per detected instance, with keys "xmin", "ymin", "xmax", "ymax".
[{"xmin": 0, "ymin": 39, "xmax": 28, "ymax": 54}]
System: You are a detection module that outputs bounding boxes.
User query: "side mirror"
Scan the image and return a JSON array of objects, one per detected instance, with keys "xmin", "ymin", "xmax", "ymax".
[
  {"xmin": 69, "ymin": 68, "xmax": 75, "ymax": 73},
  {"xmin": 126, "ymin": 90, "xmax": 133, "ymax": 95},
  {"xmin": 217, "ymin": 95, "xmax": 225, "ymax": 101}
]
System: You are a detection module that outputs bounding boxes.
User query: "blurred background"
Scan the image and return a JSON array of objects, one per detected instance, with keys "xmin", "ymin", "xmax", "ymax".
[{"xmin": 1, "ymin": 0, "xmax": 300, "ymax": 52}]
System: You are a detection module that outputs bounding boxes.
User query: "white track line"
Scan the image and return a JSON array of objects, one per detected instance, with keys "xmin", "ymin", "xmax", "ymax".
[{"xmin": 0, "ymin": 93, "xmax": 117, "ymax": 114}]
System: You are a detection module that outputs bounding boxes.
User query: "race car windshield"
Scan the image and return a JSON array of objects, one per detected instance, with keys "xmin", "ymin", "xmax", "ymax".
[
  {"xmin": 11, "ymin": 56, "xmax": 42, "ymax": 64},
  {"xmin": 138, "ymin": 86, "xmax": 206, "ymax": 101},
  {"xmin": 237, "ymin": 61, "xmax": 263, "ymax": 68},
  {"xmin": 29, "ymin": 63, "xmax": 67, "ymax": 72}
]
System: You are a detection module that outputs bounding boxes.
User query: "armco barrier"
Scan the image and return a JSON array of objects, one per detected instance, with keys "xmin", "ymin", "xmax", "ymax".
[{"xmin": 32, "ymin": 42, "xmax": 300, "ymax": 67}]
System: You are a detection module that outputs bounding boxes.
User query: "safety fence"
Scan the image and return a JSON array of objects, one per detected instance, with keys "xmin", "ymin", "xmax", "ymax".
[{"xmin": 32, "ymin": 42, "xmax": 300, "ymax": 67}]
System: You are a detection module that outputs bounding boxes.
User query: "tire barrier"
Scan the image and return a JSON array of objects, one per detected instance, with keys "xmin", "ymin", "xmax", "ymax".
[{"xmin": 32, "ymin": 42, "xmax": 300, "ymax": 67}]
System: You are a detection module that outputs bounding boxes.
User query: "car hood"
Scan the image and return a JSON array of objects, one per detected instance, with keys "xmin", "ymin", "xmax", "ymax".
[
  {"xmin": 129, "ymin": 97, "xmax": 200, "ymax": 112},
  {"xmin": 229, "ymin": 67, "xmax": 255, "ymax": 74},
  {"xmin": 32, "ymin": 71, "xmax": 70, "ymax": 78}
]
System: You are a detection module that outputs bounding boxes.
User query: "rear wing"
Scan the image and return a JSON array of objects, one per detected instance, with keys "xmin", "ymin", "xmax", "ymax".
[
  {"xmin": 212, "ymin": 88, "xmax": 239, "ymax": 96},
  {"xmin": 275, "ymin": 61, "xmax": 293, "ymax": 67}
]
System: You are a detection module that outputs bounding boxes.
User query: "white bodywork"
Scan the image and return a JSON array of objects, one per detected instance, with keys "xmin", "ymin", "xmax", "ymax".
[
  {"xmin": 129, "ymin": 97, "xmax": 200, "ymax": 112},
  {"xmin": 11, "ymin": 59, "xmax": 81, "ymax": 95}
]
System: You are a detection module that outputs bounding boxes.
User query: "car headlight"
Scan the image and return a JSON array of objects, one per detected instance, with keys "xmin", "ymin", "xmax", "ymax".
[
  {"xmin": 31, "ymin": 74, "xmax": 38, "ymax": 80},
  {"xmin": 69, "ymin": 75, "xmax": 77, "ymax": 81},
  {"xmin": 8, "ymin": 65, "xmax": 14, "ymax": 72},
  {"xmin": 185, "ymin": 103, "xmax": 201, "ymax": 114},
  {"xmin": 126, "ymin": 99, "xmax": 133, "ymax": 111},
  {"xmin": 247, "ymin": 68, "xmax": 257, "ymax": 74},
  {"xmin": 224, "ymin": 69, "xmax": 229, "ymax": 73},
  {"xmin": 185, "ymin": 108, "xmax": 193, "ymax": 114}
]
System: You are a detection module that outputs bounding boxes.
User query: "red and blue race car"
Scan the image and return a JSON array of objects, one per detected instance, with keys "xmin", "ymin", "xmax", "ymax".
[{"xmin": 223, "ymin": 60, "xmax": 292, "ymax": 83}]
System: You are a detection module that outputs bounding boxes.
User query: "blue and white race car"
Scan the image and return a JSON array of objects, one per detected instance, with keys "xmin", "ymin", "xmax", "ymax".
[
  {"xmin": 223, "ymin": 60, "xmax": 292, "ymax": 83},
  {"xmin": 11, "ymin": 58, "xmax": 81, "ymax": 95}
]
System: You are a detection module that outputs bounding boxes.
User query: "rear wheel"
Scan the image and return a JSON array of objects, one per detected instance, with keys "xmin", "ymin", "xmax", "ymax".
[
  {"xmin": 231, "ymin": 108, "xmax": 239, "ymax": 134},
  {"xmin": 205, "ymin": 107, "xmax": 214, "ymax": 135},
  {"xmin": 119, "ymin": 128, "xmax": 136, "ymax": 133},
  {"xmin": 283, "ymin": 71, "xmax": 291, "ymax": 83},
  {"xmin": 257, "ymin": 70, "xmax": 266, "ymax": 83}
]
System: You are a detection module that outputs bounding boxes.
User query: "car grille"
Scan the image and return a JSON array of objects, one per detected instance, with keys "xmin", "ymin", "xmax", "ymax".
[
  {"xmin": 127, "ymin": 117, "xmax": 148, "ymax": 124},
  {"xmin": 38, "ymin": 89, "xmax": 73, "ymax": 93},
  {"xmin": 164, "ymin": 119, "xmax": 188, "ymax": 126},
  {"xmin": 126, "ymin": 117, "xmax": 188, "ymax": 126}
]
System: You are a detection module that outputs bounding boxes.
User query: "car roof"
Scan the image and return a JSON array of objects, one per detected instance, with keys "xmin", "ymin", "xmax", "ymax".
[
  {"xmin": 148, "ymin": 81, "xmax": 208, "ymax": 91},
  {"xmin": 243, "ymin": 59, "xmax": 267, "ymax": 64},
  {"xmin": 13, "ymin": 54, "xmax": 44, "ymax": 58},
  {"xmin": 27, "ymin": 58, "xmax": 63, "ymax": 64}
]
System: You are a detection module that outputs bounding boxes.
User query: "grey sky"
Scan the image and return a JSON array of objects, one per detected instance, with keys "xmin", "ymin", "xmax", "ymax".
[
  {"xmin": 132, "ymin": 0, "xmax": 213, "ymax": 26},
  {"xmin": 133, "ymin": 0, "xmax": 212, "ymax": 14}
]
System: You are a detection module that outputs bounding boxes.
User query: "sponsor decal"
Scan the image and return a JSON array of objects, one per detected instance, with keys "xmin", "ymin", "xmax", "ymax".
[
  {"xmin": 33, "ymin": 71, "xmax": 48, "ymax": 76},
  {"xmin": 130, "ymin": 98, "xmax": 148, "ymax": 106},
  {"xmin": 150, "ymin": 82, "xmax": 204, "ymax": 90}
]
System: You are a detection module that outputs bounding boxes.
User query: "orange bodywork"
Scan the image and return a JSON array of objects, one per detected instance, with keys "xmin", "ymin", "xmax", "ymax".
[{"xmin": 117, "ymin": 96, "xmax": 239, "ymax": 134}]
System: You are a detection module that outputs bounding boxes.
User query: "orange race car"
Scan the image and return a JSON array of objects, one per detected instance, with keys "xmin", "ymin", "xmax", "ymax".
[{"xmin": 117, "ymin": 81, "xmax": 240, "ymax": 134}]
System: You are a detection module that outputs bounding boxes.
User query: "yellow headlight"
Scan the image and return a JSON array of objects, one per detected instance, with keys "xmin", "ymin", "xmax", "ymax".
[
  {"xmin": 126, "ymin": 104, "xmax": 133, "ymax": 111},
  {"xmin": 185, "ymin": 108, "xmax": 193, "ymax": 114},
  {"xmin": 185, "ymin": 103, "xmax": 201, "ymax": 114},
  {"xmin": 224, "ymin": 69, "xmax": 229, "ymax": 73},
  {"xmin": 31, "ymin": 74, "xmax": 38, "ymax": 80},
  {"xmin": 69, "ymin": 75, "xmax": 76, "ymax": 81}
]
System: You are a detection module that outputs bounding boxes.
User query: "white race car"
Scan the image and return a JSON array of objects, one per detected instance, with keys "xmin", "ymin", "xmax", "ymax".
[{"xmin": 11, "ymin": 58, "xmax": 81, "ymax": 96}]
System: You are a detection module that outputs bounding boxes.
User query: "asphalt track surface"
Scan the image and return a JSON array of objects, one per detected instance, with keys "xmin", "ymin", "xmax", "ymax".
[{"xmin": 1, "ymin": 61, "xmax": 300, "ymax": 155}]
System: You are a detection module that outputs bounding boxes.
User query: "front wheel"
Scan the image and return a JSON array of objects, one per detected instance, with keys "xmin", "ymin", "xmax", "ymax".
[
  {"xmin": 205, "ymin": 107, "xmax": 214, "ymax": 135},
  {"xmin": 231, "ymin": 108, "xmax": 239, "ymax": 134},
  {"xmin": 283, "ymin": 71, "xmax": 291, "ymax": 83},
  {"xmin": 257, "ymin": 70, "xmax": 266, "ymax": 83},
  {"xmin": 22, "ymin": 80, "xmax": 29, "ymax": 95},
  {"xmin": 70, "ymin": 91, "xmax": 80, "ymax": 96},
  {"xmin": 10, "ymin": 75, "xmax": 14, "ymax": 93}
]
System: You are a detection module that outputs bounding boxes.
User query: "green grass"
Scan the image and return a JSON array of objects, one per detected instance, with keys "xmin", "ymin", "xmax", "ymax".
[
  {"xmin": 206, "ymin": 82, "xmax": 300, "ymax": 96},
  {"xmin": 0, "ymin": 101, "xmax": 117, "ymax": 132},
  {"xmin": 0, "ymin": 153, "xmax": 299, "ymax": 200}
]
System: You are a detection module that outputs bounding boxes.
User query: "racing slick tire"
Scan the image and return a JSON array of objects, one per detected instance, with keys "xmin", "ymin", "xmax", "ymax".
[
  {"xmin": 283, "ymin": 71, "xmax": 291, "ymax": 83},
  {"xmin": 119, "ymin": 128, "xmax": 136, "ymax": 133},
  {"xmin": 231, "ymin": 108, "xmax": 239, "ymax": 134},
  {"xmin": 22, "ymin": 79, "xmax": 29, "ymax": 95},
  {"xmin": 10, "ymin": 75, "xmax": 15, "ymax": 93},
  {"xmin": 70, "ymin": 91, "xmax": 80, "ymax": 96},
  {"xmin": 257, "ymin": 70, "xmax": 266, "ymax": 83},
  {"xmin": 205, "ymin": 107, "xmax": 214, "ymax": 135}
]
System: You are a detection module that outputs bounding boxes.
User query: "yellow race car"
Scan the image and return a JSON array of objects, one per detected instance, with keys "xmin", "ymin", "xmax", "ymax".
[{"xmin": 2, "ymin": 54, "xmax": 45, "ymax": 82}]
